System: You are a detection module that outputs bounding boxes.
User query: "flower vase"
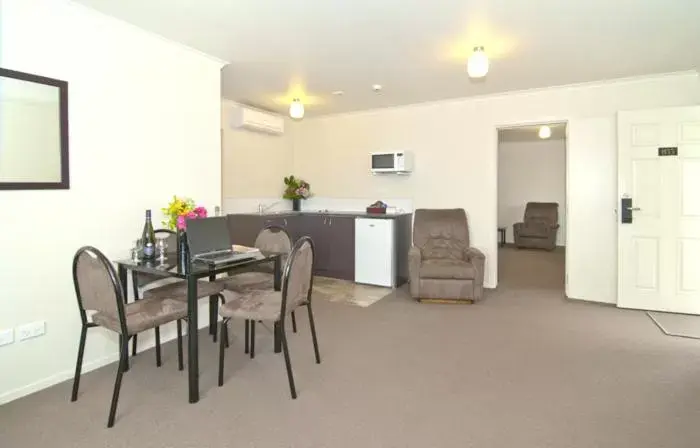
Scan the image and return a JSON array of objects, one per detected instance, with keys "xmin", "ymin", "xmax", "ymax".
[{"xmin": 292, "ymin": 198, "xmax": 301, "ymax": 211}]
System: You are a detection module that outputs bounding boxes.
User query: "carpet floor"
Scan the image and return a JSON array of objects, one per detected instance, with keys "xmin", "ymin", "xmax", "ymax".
[{"xmin": 2, "ymin": 248, "xmax": 700, "ymax": 447}]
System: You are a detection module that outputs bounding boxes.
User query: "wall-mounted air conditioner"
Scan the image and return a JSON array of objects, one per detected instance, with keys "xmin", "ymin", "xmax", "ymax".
[{"xmin": 229, "ymin": 105, "xmax": 285, "ymax": 135}]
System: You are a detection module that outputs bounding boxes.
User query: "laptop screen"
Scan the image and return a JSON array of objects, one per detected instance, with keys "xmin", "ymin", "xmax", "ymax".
[{"xmin": 186, "ymin": 217, "xmax": 232, "ymax": 256}]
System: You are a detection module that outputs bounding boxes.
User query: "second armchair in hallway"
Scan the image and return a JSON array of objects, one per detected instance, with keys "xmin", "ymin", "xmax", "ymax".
[{"xmin": 513, "ymin": 202, "xmax": 560, "ymax": 251}]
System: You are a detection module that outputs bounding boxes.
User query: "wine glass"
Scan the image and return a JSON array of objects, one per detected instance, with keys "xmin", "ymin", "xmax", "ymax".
[
  {"xmin": 156, "ymin": 235, "xmax": 168, "ymax": 262},
  {"xmin": 131, "ymin": 238, "xmax": 143, "ymax": 262}
]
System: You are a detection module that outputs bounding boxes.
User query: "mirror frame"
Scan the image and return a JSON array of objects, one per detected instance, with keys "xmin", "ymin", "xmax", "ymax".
[{"xmin": 0, "ymin": 67, "xmax": 70, "ymax": 190}]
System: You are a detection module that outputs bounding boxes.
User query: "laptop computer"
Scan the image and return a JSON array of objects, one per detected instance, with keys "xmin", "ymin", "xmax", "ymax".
[{"xmin": 186, "ymin": 216, "xmax": 256, "ymax": 266}]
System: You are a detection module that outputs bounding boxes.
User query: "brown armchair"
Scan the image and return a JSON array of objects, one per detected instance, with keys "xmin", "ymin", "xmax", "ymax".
[
  {"xmin": 408, "ymin": 209, "xmax": 485, "ymax": 303},
  {"xmin": 513, "ymin": 202, "xmax": 559, "ymax": 250}
]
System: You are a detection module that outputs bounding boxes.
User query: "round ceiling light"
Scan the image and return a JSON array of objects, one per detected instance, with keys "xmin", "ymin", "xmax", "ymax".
[
  {"xmin": 289, "ymin": 98, "xmax": 304, "ymax": 119},
  {"xmin": 467, "ymin": 46, "xmax": 489, "ymax": 78},
  {"xmin": 538, "ymin": 125, "xmax": 552, "ymax": 139}
]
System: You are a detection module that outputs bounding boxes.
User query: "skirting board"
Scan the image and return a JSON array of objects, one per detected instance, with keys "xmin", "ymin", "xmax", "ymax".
[{"xmin": 0, "ymin": 318, "xmax": 215, "ymax": 406}]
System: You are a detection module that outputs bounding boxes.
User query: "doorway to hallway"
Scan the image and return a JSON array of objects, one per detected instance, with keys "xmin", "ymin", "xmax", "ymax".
[{"xmin": 496, "ymin": 123, "xmax": 567, "ymax": 292}]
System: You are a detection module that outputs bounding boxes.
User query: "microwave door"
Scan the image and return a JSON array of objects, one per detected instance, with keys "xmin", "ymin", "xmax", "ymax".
[{"xmin": 372, "ymin": 153, "xmax": 395, "ymax": 170}]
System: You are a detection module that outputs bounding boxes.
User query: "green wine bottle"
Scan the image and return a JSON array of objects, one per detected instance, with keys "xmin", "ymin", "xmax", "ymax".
[{"xmin": 141, "ymin": 209, "xmax": 156, "ymax": 260}]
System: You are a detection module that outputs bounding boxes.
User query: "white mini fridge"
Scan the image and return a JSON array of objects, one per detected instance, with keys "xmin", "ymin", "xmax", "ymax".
[{"xmin": 354, "ymin": 218, "xmax": 395, "ymax": 287}]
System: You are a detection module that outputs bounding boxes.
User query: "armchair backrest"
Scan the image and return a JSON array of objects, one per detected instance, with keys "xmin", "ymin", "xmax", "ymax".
[
  {"xmin": 413, "ymin": 208, "xmax": 470, "ymax": 260},
  {"xmin": 523, "ymin": 202, "xmax": 558, "ymax": 226}
]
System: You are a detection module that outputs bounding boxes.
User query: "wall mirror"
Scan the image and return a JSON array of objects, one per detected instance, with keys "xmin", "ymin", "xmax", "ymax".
[{"xmin": 0, "ymin": 67, "xmax": 69, "ymax": 190}]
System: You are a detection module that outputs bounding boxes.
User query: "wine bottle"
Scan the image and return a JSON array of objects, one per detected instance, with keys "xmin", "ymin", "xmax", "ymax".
[{"xmin": 141, "ymin": 209, "xmax": 156, "ymax": 260}]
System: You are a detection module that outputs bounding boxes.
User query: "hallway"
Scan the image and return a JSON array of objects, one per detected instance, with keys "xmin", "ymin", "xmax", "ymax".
[{"xmin": 498, "ymin": 246, "xmax": 565, "ymax": 291}]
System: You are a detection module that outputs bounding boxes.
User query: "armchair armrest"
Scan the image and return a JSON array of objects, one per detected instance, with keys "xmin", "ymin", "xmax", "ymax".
[
  {"xmin": 408, "ymin": 246, "xmax": 422, "ymax": 298},
  {"xmin": 463, "ymin": 247, "xmax": 485, "ymax": 286}
]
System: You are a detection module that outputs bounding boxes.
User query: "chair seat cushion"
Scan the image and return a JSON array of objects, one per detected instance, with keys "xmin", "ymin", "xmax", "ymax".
[
  {"xmin": 514, "ymin": 220, "xmax": 551, "ymax": 238},
  {"xmin": 221, "ymin": 272, "xmax": 274, "ymax": 291},
  {"xmin": 143, "ymin": 280, "xmax": 224, "ymax": 301},
  {"xmin": 93, "ymin": 297, "xmax": 187, "ymax": 335},
  {"xmin": 420, "ymin": 259, "xmax": 476, "ymax": 280},
  {"xmin": 219, "ymin": 288, "xmax": 282, "ymax": 321}
]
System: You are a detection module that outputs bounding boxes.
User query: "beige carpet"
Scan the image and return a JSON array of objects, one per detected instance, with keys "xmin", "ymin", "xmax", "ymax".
[
  {"xmin": 2, "ymin": 247, "xmax": 700, "ymax": 447},
  {"xmin": 313, "ymin": 276, "xmax": 392, "ymax": 307}
]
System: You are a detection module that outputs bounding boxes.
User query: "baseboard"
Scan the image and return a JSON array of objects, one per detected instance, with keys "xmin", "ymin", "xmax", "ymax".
[{"xmin": 0, "ymin": 320, "xmax": 212, "ymax": 406}]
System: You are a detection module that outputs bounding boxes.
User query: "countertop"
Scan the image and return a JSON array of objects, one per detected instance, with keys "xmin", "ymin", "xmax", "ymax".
[{"xmin": 230, "ymin": 210, "xmax": 412, "ymax": 219}]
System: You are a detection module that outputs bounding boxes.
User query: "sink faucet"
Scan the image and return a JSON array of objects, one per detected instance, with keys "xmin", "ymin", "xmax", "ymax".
[{"xmin": 258, "ymin": 201, "xmax": 280, "ymax": 214}]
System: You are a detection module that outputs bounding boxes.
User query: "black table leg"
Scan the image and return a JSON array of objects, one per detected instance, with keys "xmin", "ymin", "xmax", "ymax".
[
  {"xmin": 187, "ymin": 275, "xmax": 199, "ymax": 403},
  {"xmin": 273, "ymin": 255, "xmax": 282, "ymax": 354},
  {"xmin": 209, "ymin": 273, "xmax": 217, "ymax": 342},
  {"xmin": 117, "ymin": 265, "xmax": 130, "ymax": 372}
]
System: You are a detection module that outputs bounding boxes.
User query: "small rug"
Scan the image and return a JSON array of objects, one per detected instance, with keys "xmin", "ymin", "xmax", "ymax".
[
  {"xmin": 647, "ymin": 311, "xmax": 700, "ymax": 340},
  {"xmin": 312, "ymin": 276, "xmax": 393, "ymax": 307}
]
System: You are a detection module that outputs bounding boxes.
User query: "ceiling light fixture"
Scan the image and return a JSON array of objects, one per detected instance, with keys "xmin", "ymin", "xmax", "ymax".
[
  {"xmin": 332, "ymin": 90, "xmax": 345, "ymax": 96},
  {"xmin": 372, "ymin": 84, "xmax": 383, "ymax": 92},
  {"xmin": 467, "ymin": 46, "xmax": 489, "ymax": 78},
  {"xmin": 289, "ymin": 98, "xmax": 304, "ymax": 119},
  {"xmin": 538, "ymin": 125, "xmax": 552, "ymax": 139}
]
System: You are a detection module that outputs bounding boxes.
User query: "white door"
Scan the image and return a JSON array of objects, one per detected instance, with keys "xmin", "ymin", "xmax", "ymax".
[{"xmin": 618, "ymin": 106, "xmax": 700, "ymax": 313}]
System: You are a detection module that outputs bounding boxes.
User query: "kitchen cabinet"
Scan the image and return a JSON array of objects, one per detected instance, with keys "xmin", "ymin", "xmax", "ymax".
[
  {"xmin": 226, "ymin": 212, "xmax": 411, "ymax": 284},
  {"xmin": 295, "ymin": 215, "xmax": 354, "ymax": 280},
  {"xmin": 326, "ymin": 216, "xmax": 355, "ymax": 280}
]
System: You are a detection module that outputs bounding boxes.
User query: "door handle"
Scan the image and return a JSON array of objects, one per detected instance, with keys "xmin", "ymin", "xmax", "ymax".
[
  {"xmin": 329, "ymin": 217, "xmax": 332, "ymax": 226},
  {"xmin": 323, "ymin": 217, "xmax": 327, "ymax": 225},
  {"xmin": 626, "ymin": 207, "xmax": 641, "ymax": 211},
  {"xmin": 283, "ymin": 218, "xmax": 287, "ymax": 226}
]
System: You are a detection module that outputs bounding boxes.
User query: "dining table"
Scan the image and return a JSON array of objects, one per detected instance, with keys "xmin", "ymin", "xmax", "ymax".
[{"xmin": 115, "ymin": 250, "xmax": 283, "ymax": 403}]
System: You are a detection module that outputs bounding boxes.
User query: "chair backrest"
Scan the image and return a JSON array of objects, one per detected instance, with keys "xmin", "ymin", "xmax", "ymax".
[
  {"xmin": 413, "ymin": 208, "xmax": 470, "ymax": 260},
  {"xmin": 72, "ymin": 246, "xmax": 127, "ymax": 333},
  {"xmin": 524, "ymin": 202, "xmax": 558, "ymax": 225},
  {"xmin": 280, "ymin": 236, "xmax": 315, "ymax": 317},
  {"xmin": 254, "ymin": 225, "xmax": 292, "ymax": 254}
]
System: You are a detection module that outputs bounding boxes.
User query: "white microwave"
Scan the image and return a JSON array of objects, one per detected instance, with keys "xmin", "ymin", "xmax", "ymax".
[{"xmin": 370, "ymin": 151, "xmax": 413, "ymax": 174}]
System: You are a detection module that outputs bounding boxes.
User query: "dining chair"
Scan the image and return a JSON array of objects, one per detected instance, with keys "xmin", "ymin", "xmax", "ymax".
[
  {"xmin": 217, "ymin": 237, "xmax": 321, "ymax": 398},
  {"xmin": 221, "ymin": 225, "xmax": 298, "ymax": 355},
  {"xmin": 71, "ymin": 246, "xmax": 187, "ymax": 428}
]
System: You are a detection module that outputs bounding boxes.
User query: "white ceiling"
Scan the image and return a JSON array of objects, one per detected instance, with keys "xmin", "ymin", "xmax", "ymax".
[
  {"xmin": 74, "ymin": 0, "xmax": 700, "ymax": 116},
  {"xmin": 498, "ymin": 123, "xmax": 567, "ymax": 143}
]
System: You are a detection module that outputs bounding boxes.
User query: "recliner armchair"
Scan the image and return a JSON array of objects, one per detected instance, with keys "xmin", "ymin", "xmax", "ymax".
[
  {"xmin": 513, "ymin": 202, "xmax": 559, "ymax": 250},
  {"xmin": 408, "ymin": 209, "xmax": 485, "ymax": 303}
]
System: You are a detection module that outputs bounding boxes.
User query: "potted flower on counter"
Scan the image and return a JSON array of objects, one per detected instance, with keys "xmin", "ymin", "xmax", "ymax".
[{"xmin": 283, "ymin": 175, "xmax": 312, "ymax": 211}]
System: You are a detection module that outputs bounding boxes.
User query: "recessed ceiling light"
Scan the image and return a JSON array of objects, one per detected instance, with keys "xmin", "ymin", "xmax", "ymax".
[
  {"xmin": 372, "ymin": 84, "xmax": 382, "ymax": 92},
  {"xmin": 538, "ymin": 125, "xmax": 552, "ymax": 139},
  {"xmin": 332, "ymin": 90, "xmax": 344, "ymax": 96}
]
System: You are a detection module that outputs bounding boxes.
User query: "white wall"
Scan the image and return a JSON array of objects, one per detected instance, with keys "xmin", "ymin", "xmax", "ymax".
[
  {"xmin": 293, "ymin": 72, "xmax": 700, "ymax": 303},
  {"xmin": 498, "ymin": 138, "xmax": 567, "ymax": 245},
  {"xmin": 221, "ymin": 99, "xmax": 295, "ymax": 211},
  {"xmin": 0, "ymin": 0, "xmax": 225, "ymax": 404}
]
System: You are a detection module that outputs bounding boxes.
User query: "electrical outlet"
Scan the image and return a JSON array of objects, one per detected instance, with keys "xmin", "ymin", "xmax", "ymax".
[
  {"xmin": 0, "ymin": 329, "xmax": 14, "ymax": 347},
  {"xmin": 17, "ymin": 321, "xmax": 46, "ymax": 341}
]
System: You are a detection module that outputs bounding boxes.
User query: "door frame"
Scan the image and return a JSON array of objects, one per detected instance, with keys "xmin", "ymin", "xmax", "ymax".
[{"xmin": 493, "ymin": 118, "xmax": 570, "ymax": 293}]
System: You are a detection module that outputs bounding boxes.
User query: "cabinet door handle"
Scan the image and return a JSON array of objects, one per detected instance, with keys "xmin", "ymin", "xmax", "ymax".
[
  {"xmin": 323, "ymin": 217, "xmax": 327, "ymax": 225},
  {"xmin": 329, "ymin": 217, "xmax": 332, "ymax": 226},
  {"xmin": 284, "ymin": 218, "xmax": 287, "ymax": 226}
]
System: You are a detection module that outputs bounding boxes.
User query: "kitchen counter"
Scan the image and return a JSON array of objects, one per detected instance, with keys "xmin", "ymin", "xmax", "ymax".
[
  {"xmin": 235, "ymin": 210, "xmax": 411, "ymax": 219},
  {"xmin": 226, "ymin": 211, "xmax": 412, "ymax": 284}
]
